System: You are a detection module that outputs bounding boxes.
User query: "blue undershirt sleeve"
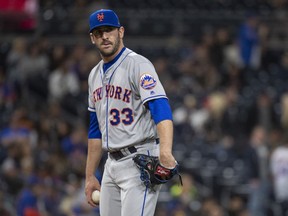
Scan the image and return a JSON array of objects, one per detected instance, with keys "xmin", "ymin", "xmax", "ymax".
[
  {"xmin": 147, "ymin": 98, "xmax": 173, "ymax": 125},
  {"xmin": 88, "ymin": 111, "xmax": 102, "ymax": 139}
]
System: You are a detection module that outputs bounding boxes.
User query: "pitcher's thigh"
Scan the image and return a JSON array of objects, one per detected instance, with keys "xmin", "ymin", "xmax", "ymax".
[
  {"xmin": 121, "ymin": 184, "xmax": 161, "ymax": 216},
  {"xmin": 100, "ymin": 170, "xmax": 121, "ymax": 216}
]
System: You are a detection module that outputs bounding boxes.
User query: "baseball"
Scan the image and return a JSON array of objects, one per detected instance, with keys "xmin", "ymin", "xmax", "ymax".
[{"xmin": 92, "ymin": 190, "xmax": 100, "ymax": 204}]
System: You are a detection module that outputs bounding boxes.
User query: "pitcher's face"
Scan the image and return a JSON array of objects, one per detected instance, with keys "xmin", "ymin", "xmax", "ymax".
[{"xmin": 90, "ymin": 26, "xmax": 124, "ymax": 60}]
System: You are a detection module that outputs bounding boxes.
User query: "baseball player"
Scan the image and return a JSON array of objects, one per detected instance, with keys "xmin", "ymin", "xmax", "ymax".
[{"xmin": 85, "ymin": 9, "xmax": 178, "ymax": 216}]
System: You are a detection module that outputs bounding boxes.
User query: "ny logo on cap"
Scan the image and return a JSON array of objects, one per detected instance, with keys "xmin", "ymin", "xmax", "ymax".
[{"xmin": 97, "ymin": 13, "xmax": 104, "ymax": 22}]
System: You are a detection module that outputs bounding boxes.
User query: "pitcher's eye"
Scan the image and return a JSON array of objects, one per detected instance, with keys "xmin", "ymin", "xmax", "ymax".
[{"xmin": 92, "ymin": 27, "xmax": 117, "ymax": 37}]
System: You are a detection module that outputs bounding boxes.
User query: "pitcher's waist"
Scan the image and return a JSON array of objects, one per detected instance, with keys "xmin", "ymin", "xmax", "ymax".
[{"xmin": 108, "ymin": 138, "xmax": 159, "ymax": 160}]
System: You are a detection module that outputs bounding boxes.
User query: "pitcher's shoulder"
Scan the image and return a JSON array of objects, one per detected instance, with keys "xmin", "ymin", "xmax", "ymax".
[
  {"xmin": 88, "ymin": 62, "xmax": 103, "ymax": 79},
  {"xmin": 125, "ymin": 48, "xmax": 151, "ymax": 64}
]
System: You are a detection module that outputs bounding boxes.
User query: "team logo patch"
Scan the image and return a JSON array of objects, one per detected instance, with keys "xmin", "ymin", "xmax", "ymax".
[
  {"xmin": 97, "ymin": 13, "xmax": 104, "ymax": 22},
  {"xmin": 140, "ymin": 74, "xmax": 157, "ymax": 90}
]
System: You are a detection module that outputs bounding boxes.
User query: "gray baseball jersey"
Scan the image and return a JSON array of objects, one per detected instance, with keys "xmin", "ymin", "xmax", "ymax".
[{"xmin": 88, "ymin": 48, "xmax": 167, "ymax": 151}]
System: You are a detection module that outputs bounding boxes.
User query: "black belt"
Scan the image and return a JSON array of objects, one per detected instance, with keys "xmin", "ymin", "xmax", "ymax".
[
  {"xmin": 109, "ymin": 138, "xmax": 159, "ymax": 161},
  {"xmin": 110, "ymin": 146, "xmax": 137, "ymax": 160}
]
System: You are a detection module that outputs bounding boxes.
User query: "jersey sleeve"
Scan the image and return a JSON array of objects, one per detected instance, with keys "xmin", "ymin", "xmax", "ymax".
[
  {"xmin": 136, "ymin": 61, "xmax": 167, "ymax": 104},
  {"xmin": 147, "ymin": 98, "xmax": 173, "ymax": 124},
  {"xmin": 88, "ymin": 75, "xmax": 95, "ymax": 112},
  {"xmin": 88, "ymin": 111, "xmax": 102, "ymax": 139}
]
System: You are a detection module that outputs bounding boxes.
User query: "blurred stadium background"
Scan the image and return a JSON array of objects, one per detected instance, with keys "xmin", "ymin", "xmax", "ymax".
[{"xmin": 1, "ymin": 0, "xmax": 288, "ymax": 215}]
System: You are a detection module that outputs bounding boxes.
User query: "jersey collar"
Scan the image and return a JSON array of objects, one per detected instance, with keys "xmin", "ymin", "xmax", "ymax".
[{"xmin": 103, "ymin": 47, "xmax": 126, "ymax": 73}]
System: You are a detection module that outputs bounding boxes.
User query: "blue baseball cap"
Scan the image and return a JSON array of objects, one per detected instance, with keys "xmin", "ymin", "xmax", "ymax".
[{"xmin": 89, "ymin": 9, "xmax": 121, "ymax": 33}]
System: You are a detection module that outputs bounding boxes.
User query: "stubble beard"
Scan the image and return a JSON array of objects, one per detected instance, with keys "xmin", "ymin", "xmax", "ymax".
[{"xmin": 98, "ymin": 34, "xmax": 121, "ymax": 58}]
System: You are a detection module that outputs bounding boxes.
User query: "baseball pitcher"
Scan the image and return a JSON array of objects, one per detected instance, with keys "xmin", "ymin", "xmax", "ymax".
[{"xmin": 85, "ymin": 9, "xmax": 181, "ymax": 216}]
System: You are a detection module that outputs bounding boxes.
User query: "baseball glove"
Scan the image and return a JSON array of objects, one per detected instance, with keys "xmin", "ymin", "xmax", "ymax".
[{"xmin": 133, "ymin": 154, "xmax": 182, "ymax": 189}]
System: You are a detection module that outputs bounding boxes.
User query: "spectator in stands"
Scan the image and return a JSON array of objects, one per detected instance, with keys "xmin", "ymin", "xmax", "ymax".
[
  {"xmin": 72, "ymin": 48, "xmax": 99, "ymax": 113},
  {"xmin": 200, "ymin": 196, "xmax": 225, "ymax": 216},
  {"xmin": 59, "ymin": 174, "xmax": 99, "ymax": 216},
  {"xmin": 48, "ymin": 44, "xmax": 67, "ymax": 71},
  {"xmin": 224, "ymin": 39, "xmax": 244, "ymax": 70},
  {"xmin": 173, "ymin": 94, "xmax": 208, "ymax": 143},
  {"xmin": 6, "ymin": 38, "xmax": 50, "ymax": 105},
  {"xmin": 0, "ymin": 68, "xmax": 17, "ymax": 116},
  {"xmin": 16, "ymin": 175, "xmax": 45, "ymax": 216},
  {"xmin": 247, "ymin": 126, "xmax": 271, "ymax": 216},
  {"xmin": 36, "ymin": 101, "xmax": 71, "ymax": 147},
  {"xmin": 238, "ymin": 12, "xmax": 261, "ymax": 69},
  {"xmin": 277, "ymin": 51, "xmax": 288, "ymax": 82},
  {"xmin": 169, "ymin": 173, "xmax": 202, "ymax": 214},
  {"xmin": 204, "ymin": 91, "xmax": 228, "ymax": 142},
  {"xmin": 0, "ymin": 108, "xmax": 32, "ymax": 148},
  {"xmin": 1, "ymin": 142, "xmax": 24, "ymax": 197},
  {"xmin": 270, "ymin": 135, "xmax": 288, "ymax": 216},
  {"xmin": 221, "ymin": 61, "xmax": 245, "ymax": 91},
  {"xmin": 220, "ymin": 87, "xmax": 247, "ymax": 138},
  {"xmin": 209, "ymin": 27, "xmax": 231, "ymax": 69},
  {"xmin": 0, "ymin": 191, "xmax": 12, "ymax": 215},
  {"xmin": 280, "ymin": 93, "xmax": 288, "ymax": 135},
  {"xmin": 48, "ymin": 56, "xmax": 80, "ymax": 102},
  {"xmin": 227, "ymin": 194, "xmax": 248, "ymax": 216},
  {"xmin": 246, "ymin": 90, "xmax": 279, "ymax": 135},
  {"xmin": 61, "ymin": 125, "xmax": 87, "ymax": 175},
  {"xmin": 17, "ymin": 41, "xmax": 49, "ymax": 84},
  {"xmin": 5, "ymin": 37, "xmax": 27, "ymax": 96}
]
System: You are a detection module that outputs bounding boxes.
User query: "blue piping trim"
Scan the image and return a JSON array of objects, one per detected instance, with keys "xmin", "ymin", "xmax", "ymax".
[
  {"xmin": 105, "ymin": 51, "xmax": 133, "ymax": 150},
  {"xmin": 88, "ymin": 107, "xmax": 96, "ymax": 111},
  {"xmin": 141, "ymin": 149, "xmax": 151, "ymax": 216},
  {"xmin": 141, "ymin": 186, "xmax": 148, "ymax": 216},
  {"xmin": 142, "ymin": 95, "xmax": 167, "ymax": 104}
]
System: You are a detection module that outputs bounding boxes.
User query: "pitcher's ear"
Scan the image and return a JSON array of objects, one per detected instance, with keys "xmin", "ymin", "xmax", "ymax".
[
  {"xmin": 90, "ymin": 33, "xmax": 95, "ymax": 44},
  {"xmin": 119, "ymin": 26, "xmax": 125, "ymax": 39}
]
